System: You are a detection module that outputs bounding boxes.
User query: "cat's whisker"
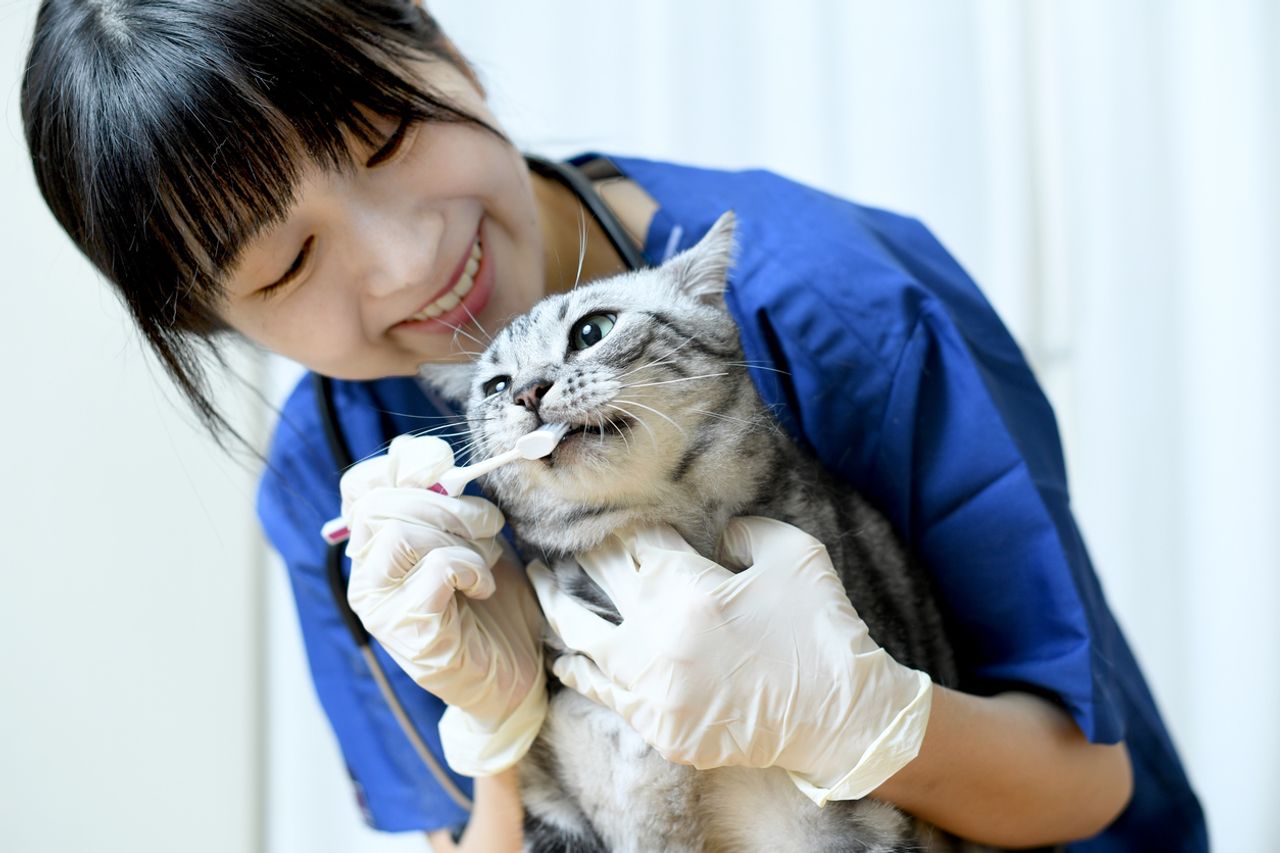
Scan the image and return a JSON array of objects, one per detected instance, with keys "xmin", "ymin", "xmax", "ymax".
[
  {"xmin": 606, "ymin": 402, "xmax": 656, "ymax": 450},
  {"xmin": 412, "ymin": 430, "xmax": 476, "ymax": 443},
  {"xmin": 595, "ymin": 409, "xmax": 630, "ymax": 453},
  {"xmin": 612, "ymin": 339, "xmax": 697, "ymax": 381},
  {"xmin": 458, "ymin": 438, "xmax": 491, "ymax": 458},
  {"xmin": 350, "ymin": 440, "xmax": 401, "ymax": 467},
  {"xmin": 592, "ymin": 411, "xmax": 607, "ymax": 450},
  {"xmin": 458, "ymin": 298, "xmax": 494, "ymax": 345},
  {"xmin": 405, "ymin": 415, "xmax": 496, "ymax": 435},
  {"xmin": 613, "ymin": 418, "xmax": 631, "ymax": 453},
  {"xmin": 620, "ymin": 372, "xmax": 729, "ymax": 390},
  {"xmin": 612, "ymin": 357, "xmax": 683, "ymax": 387},
  {"xmin": 688, "ymin": 408, "xmax": 765, "ymax": 431},
  {"xmin": 453, "ymin": 442, "xmax": 485, "ymax": 463},
  {"xmin": 403, "ymin": 423, "xmax": 476, "ymax": 446},
  {"xmin": 453, "ymin": 431, "xmax": 485, "ymax": 451},
  {"xmin": 725, "ymin": 360, "xmax": 793, "ymax": 377},
  {"xmin": 406, "ymin": 424, "xmax": 469, "ymax": 437},
  {"xmin": 449, "ymin": 429, "xmax": 486, "ymax": 452},
  {"xmin": 438, "ymin": 319, "xmax": 488, "ymax": 350},
  {"xmin": 376, "ymin": 409, "xmax": 472, "ymax": 422},
  {"xmin": 570, "ymin": 205, "xmax": 588, "ymax": 291},
  {"xmin": 444, "ymin": 322, "xmax": 485, "ymax": 348},
  {"xmin": 404, "ymin": 412, "xmax": 471, "ymax": 425},
  {"xmin": 613, "ymin": 397, "xmax": 685, "ymax": 438}
]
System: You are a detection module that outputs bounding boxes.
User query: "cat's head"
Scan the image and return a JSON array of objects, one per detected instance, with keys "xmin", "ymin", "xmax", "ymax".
[{"xmin": 423, "ymin": 212, "xmax": 763, "ymax": 555}]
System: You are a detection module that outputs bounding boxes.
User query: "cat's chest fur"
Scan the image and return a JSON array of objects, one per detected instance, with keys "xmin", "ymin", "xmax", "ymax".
[{"xmin": 527, "ymin": 688, "xmax": 916, "ymax": 853}]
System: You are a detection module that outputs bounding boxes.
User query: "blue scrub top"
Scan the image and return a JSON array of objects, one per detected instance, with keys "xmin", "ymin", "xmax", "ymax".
[{"xmin": 257, "ymin": 154, "xmax": 1206, "ymax": 848}]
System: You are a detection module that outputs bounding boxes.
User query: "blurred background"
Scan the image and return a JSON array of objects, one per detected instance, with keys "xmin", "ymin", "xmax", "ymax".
[{"xmin": 2, "ymin": 1, "xmax": 1276, "ymax": 850}]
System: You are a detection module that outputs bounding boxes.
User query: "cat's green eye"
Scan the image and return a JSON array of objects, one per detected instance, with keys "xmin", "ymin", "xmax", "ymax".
[
  {"xmin": 570, "ymin": 312, "xmax": 617, "ymax": 351},
  {"xmin": 483, "ymin": 375, "xmax": 511, "ymax": 397}
]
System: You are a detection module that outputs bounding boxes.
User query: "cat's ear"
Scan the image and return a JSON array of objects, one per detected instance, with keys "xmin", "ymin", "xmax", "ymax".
[
  {"xmin": 670, "ymin": 210, "xmax": 737, "ymax": 306},
  {"xmin": 418, "ymin": 362, "xmax": 475, "ymax": 405}
]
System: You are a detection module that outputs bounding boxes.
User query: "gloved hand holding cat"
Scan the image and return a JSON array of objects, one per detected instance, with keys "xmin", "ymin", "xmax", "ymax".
[
  {"xmin": 341, "ymin": 435, "xmax": 548, "ymax": 777},
  {"xmin": 530, "ymin": 517, "xmax": 935, "ymax": 805}
]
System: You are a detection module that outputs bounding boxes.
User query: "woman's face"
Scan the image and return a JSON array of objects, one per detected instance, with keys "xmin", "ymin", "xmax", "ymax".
[{"xmin": 220, "ymin": 60, "xmax": 544, "ymax": 379}]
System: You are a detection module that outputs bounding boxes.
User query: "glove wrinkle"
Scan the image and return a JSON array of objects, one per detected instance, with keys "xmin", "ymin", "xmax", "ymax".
[
  {"xmin": 340, "ymin": 436, "xmax": 548, "ymax": 777},
  {"xmin": 536, "ymin": 517, "xmax": 935, "ymax": 805}
]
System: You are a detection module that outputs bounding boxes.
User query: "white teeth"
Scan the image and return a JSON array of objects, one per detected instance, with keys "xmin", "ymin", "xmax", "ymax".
[{"xmin": 406, "ymin": 238, "xmax": 483, "ymax": 322}]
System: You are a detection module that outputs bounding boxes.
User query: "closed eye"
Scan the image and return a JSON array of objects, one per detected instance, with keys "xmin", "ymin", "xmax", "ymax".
[
  {"xmin": 258, "ymin": 235, "xmax": 315, "ymax": 298},
  {"xmin": 365, "ymin": 117, "xmax": 413, "ymax": 168}
]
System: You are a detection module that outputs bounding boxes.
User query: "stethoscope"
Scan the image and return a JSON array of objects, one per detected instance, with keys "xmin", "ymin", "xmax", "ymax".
[{"xmin": 312, "ymin": 154, "xmax": 648, "ymax": 812}]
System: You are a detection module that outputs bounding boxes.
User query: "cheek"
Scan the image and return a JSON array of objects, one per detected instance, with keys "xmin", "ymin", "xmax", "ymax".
[
  {"xmin": 228, "ymin": 294, "xmax": 386, "ymax": 378},
  {"xmin": 407, "ymin": 131, "xmax": 543, "ymax": 318},
  {"xmin": 248, "ymin": 294, "xmax": 337, "ymax": 348}
]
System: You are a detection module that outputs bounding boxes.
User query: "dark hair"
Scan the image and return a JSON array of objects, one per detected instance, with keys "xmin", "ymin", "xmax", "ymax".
[{"xmin": 21, "ymin": 0, "xmax": 494, "ymax": 442}]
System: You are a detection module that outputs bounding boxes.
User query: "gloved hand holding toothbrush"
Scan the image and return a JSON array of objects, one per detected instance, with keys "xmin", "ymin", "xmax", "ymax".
[{"xmin": 340, "ymin": 434, "xmax": 548, "ymax": 777}]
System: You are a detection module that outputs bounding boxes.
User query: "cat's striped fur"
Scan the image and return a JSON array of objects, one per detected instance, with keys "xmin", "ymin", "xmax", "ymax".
[{"xmin": 424, "ymin": 213, "xmax": 979, "ymax": 852}]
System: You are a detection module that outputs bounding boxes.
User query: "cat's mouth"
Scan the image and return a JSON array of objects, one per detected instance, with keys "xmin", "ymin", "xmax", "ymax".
[{"xmin": 547, "ymin": 414, "xmax": 636, "ymax": 461}]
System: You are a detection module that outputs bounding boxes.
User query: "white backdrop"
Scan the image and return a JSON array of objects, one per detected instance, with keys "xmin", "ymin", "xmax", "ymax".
[{"xmin": 2, "ymin": 2, "xmax": 1275, "ymax": 852}]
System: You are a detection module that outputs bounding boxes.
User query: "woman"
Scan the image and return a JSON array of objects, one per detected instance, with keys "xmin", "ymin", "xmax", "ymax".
[{"xmin": 22, "ymin": 1, "xmax": 1203, "ymax": 850}]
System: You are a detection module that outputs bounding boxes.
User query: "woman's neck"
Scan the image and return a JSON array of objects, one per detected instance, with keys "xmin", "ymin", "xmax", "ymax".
[{"xmin": 530, "ymin": 169, "xmax": 655, "ymax": 296}]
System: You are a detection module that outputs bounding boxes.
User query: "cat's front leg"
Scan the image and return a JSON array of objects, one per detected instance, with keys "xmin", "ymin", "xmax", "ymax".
[
  {"xmin": 528, "ymin": 687, "xmax": 705, "ymax": 853},
  {"xmin": 521, "ymin": 557, "xmax": 706, "ymax": 852}
]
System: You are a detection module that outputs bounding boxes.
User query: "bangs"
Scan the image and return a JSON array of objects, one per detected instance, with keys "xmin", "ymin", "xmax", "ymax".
[{"xmin": 26, "ymin": 0, "xmax": 488, "ymax": 323}]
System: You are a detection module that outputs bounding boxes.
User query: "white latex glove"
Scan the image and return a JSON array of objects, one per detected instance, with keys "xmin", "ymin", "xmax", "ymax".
[
  {"xmin": 341, "ymin": 434, "xmax": 547, "ymax": 777},
  {"xmin": 529, "ymin": 517, "xmax": 933, "ymax": 806}
]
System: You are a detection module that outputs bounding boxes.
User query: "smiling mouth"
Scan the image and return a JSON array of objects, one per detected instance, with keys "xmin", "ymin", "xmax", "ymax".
[{"xmin": 404, "ymin": 237, "xmax": 483, "ymax": 322}]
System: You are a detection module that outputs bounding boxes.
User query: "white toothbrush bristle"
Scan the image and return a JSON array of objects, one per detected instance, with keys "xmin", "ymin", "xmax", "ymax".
[{"xmin": 517, "ymin": 423, "xmax": 570, "ymax": 459}]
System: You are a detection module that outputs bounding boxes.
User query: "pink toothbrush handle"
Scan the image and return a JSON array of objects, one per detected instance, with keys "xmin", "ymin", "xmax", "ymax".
[
  {"xmin": 317, "ymin": 424, "xmax": 568, "ymax": 545},
  {"xmin": 320, "ymin": 482, "xmax": 448, "ymax": 545}
]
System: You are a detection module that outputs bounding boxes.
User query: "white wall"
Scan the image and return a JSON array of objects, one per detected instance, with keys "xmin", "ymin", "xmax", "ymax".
[
  {"xmin": 0, "ymin": 2, "xmax": 264, "ymax": 851},
  {"xmin": 3, "ymin": 2, "xmax": 1274, "ymax": 852}
]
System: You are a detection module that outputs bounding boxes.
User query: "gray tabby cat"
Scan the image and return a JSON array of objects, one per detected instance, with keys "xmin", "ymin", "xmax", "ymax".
[{"xmin": 424, "ymin": 213, "xmax": 983, "ymax": 853}]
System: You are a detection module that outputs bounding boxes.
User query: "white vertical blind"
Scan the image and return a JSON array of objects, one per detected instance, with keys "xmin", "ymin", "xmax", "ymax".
[{"xmin": 1164, "ymin": 0, "xmax": 1280, "ymax": 835}]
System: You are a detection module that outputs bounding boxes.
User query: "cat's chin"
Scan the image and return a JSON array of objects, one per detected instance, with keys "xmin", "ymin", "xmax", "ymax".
[{"xmin": 512, "ymin": 510, "xmax": 643, "ymax": 559}]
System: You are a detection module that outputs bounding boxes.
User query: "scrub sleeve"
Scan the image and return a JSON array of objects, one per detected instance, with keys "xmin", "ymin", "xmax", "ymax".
[
  {"xmin": 257, "ymin": 153, "xmax": 1207, "ymax": 848},
  {"xmin": 258, "ymin": 376, "xmax": 473, "ymax": 835}
]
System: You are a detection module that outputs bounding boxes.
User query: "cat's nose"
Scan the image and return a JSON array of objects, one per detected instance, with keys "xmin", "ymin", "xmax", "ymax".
[{"xmin": 513, "ymin": 379, "xmax": 552, "ymax": 413}]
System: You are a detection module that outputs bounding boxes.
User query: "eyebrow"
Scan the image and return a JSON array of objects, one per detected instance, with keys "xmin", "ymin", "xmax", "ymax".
[
  {"xmin": 213, "ymin": 118, "xmax": 409, "ymax": 283},
  {"xmin": 364, "ymin": 118, "xmax": 410, "ymax": 167}
]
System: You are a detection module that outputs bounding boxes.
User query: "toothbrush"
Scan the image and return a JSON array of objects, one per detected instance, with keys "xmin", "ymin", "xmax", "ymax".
[{"xmin": 320, "ymin": 422, "xmax": 571, "ymax": 545}]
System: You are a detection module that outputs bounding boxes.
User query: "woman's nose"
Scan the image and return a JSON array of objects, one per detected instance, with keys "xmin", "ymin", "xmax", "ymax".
[{"xmin": 359, "ymin": 209, "xmax": 445, "ymax": 298}]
